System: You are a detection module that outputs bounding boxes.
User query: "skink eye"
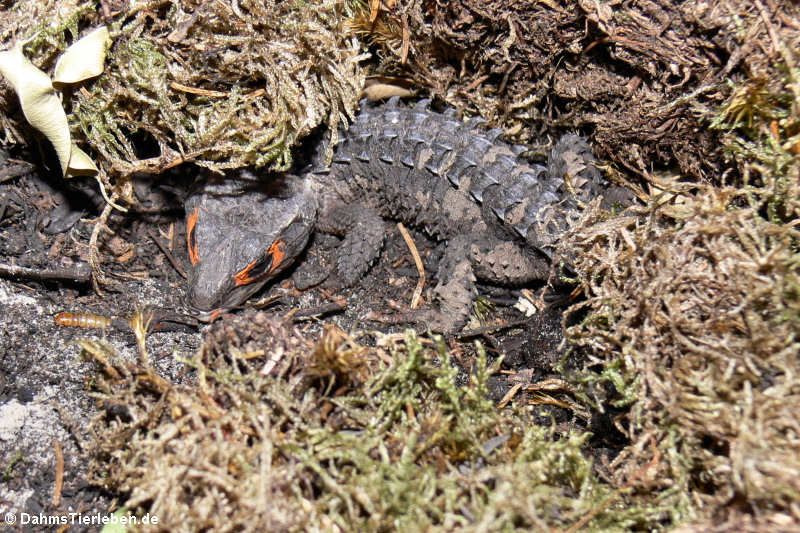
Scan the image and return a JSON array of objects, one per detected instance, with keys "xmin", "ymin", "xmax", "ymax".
[
  {"xmin": 187, "ymin": 206, "xmax": 200, "ymax": 265},
  {"xmin": 233, "ymin": 239, "xmax": 286, "ymax": 286}
]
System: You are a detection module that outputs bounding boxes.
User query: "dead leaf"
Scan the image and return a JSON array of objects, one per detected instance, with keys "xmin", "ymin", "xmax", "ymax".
[{"xmin": 53, "ymin": 26, "xmax": 111, "ymax": 86}]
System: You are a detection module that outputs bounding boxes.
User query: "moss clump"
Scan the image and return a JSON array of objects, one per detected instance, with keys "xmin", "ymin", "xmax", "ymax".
[
  {"xmin": 1, "ymin": 1, "xmax": 365, "ymax": 176},
  {"xmin": 85, "ymin": 311, "xmax": 675, "ymax": 531},
  {"xmin": 562, "ymin": 44, "xmax": 800, "ymax": 528},
  {"xmin": 347, "ymin": 0, "xmax": 798, "ymax": 184}
]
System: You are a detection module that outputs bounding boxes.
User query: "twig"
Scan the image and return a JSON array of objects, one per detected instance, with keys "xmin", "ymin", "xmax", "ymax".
[
  {"xmin": 400, "ymin": 13, "xmax": 410, "ymax": 64},
  {"xmin": 0, "ymin": 262, "xmax": 92, "ymax": 283},
  {"xmin": 464, "ymin": 74, "xmax": 490, "ymax": 92},
  {"xmin": 658, "ymin": 82, "xmax": 718, "ymax": 114},
  {"xmin": 52, "ymin": 439, "xmax": 64, "ymax": 507},
  {"xmin": 75, "ymin": 339, "xmax": 122, "ymax": 380},
  {"xmin": 754, "ymin": 0, "xmax": 795, "ymax": 70},
  {"xmin": 0, "ymin": 160, "xmax": 35, "ymax": 183},
  {"xmin": 51, "ymin": 403, "xmax": 88, "ymax": 453},
  {"xmin": 148, "ymin": 229, "xmax": 187, "ymax": 278},
  {"xmin": 260, "ymin": 345, "xmax": 284, "ymax": 376},
  {"xmin": 88, "ymin": 200, "xmax": 115, "ymax": 295},
  {"xmin": 369, "ymin": 0, "xmax": 380, "ymax": 23},
  {"xmin": 498, "ymin": 61, "xmax": 518, "ymax": 94},
  {"xmin": 94, "ymin": 171, "xmax": 127, "ymax": 212},
  {"xmin": 498, "ymin": 383, "xmax": 522, "ymax": 409},
  {"xmin": 169, "ymin": 82, "xmax": 230, "ymax": 98},
  {"xmin": 291, "ymin": 301, "xmax": 346, "ymax": 320},
  {"xmin": 396, "ymin": 222, "xmax": 425, "ymax": 309},
  {"xmin": 526, "ymin": 378, "xmax": 578, "ymax": 394}
]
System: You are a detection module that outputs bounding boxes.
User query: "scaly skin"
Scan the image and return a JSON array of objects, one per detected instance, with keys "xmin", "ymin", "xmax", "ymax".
[{"xmin": 185, "ymin": 97, "xmax": 627, "ymax": 330}]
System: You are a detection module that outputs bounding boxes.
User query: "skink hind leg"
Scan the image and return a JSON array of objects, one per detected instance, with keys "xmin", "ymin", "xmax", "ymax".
[
  {"xmin": 469, "ymin": 234, "xmax": 550, "ymax": 286},
  {"xmin": 428, "ymin": 234, "xmax": 478, "ymax": 331},
  {"xmin": 368, "ymin": 233, "xmax": 554, "ymax": 332},
  {"xmin": 365, "ymin": 235, "xmax": 477, "ymax": 333}
]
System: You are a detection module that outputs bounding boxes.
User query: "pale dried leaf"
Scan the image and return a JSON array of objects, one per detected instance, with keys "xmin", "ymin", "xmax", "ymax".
[
  {"xmin": 0, "ymin": 42, "xmax": 71, "ymax": 175},
  {"xmin": 53, "ymin": 26, "xmax": 111, "ymax": 86},
  {"xmin": 67, "ymin": 144, "xmax": 99, "ymax": 176}
]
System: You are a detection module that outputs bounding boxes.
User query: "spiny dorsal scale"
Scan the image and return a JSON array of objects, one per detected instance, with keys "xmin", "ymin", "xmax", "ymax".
[
  {"xmin": 470, "ymin": 135, "xmax": 494, "ymax": 155},
  {"xmin": 486, "ymin": 128, "xmax": 504, "ymax": 141},
  {"xmin": 443, "ymin": 155, "xmax": 477, "ymax": 187},
  {"xmin": 401, "ymin": 154, "xmax": 415, "ymax": 168},
  {"xmin": 466, "ymin": 116, "xmax": 487, "ymax": 128},
  {"xmin": 510, "ymin": 144, "xmax": 527, "ymax": 156},
  {"xmin": 379, "ymin": 153, "xmax": 394, "ymax": 164},
  {"xmin": 424, "ymin": 143, "xmax": 454, "ymax": 176},
  {"xmin": 494, "ymin": 153, "xmax": 520, "ymax": 176},
  {"xmin": 469, "ymin": 171, "xmax": 501, "ymax": 202},
  {"xmin": 540, "ymin": 190, "xmax": 561, "ymax": 205},
  {"xmin": 432, "ymin": 141, "xmax": 453, "ymax": 153},
  {"xmin": 384, "ymin": 110, "xmax": 401, "ymax": 124},
  {"xmin": 424, "ymin": 162, "xmax": 442, "ymax": 177},
  {"xmin": 521, "ymin": 169, "xmax": 546, "ymax": 182},
  {"xmin": 501, "ymin": 171, "xmax": 545, "ymax": 209},
  {"xmin": 414, "ymin": 98, "xmax": 431, "ymax": 110},
  {"xmin": 408, "ymin": 112, "xmax": 431, "ymax": 131},
  {"xmin": 355, "ymin": 151, "xmax": 370, "ymax": 162},
  {"xmin": 387, "ymin": 95, "xmax": 401, "ymax": 107}
]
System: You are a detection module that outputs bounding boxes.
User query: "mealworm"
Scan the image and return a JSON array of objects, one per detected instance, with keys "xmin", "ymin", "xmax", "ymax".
[{"xmin": 53, "ymin": 312, "xmax": 112, "ymax": 329}]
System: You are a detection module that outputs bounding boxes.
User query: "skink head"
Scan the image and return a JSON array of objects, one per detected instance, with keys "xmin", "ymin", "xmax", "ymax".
[{"xmin": 184, "ymin": 172, "xmax": 316, "ymax": 321}]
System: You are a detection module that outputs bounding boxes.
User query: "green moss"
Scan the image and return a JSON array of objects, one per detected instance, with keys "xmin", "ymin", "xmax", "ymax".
[
  {"xmin": 2, "ymin": 1, "xmax": 364, "ymax": 176},
  {"xmin": 85, "ymin": 325, "xmax": 675, "ymax": 531},
  {"xmin": 3, "ymin": 450, "xmax": 23, "ymax": 481}
]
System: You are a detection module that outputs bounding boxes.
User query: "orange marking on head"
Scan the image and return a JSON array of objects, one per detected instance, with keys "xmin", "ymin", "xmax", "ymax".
[
  {"xmin": 187, "ymin": 207, "xmax": 200, "ymax": 265},
  {"xmin": 233, "ymin": 239, "xmax": 286, "ymax": 287},
  {"xmin": 234, "ymin": 257, "xmax": 259, "ymax": 286},
  {"xmin": 266, "ymin": 239, "xmax": 285, "ymax": 274}
]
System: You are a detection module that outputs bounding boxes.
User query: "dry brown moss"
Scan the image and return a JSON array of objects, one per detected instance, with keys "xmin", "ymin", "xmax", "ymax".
[
  {"xmin": 84, "ymin": 311, "xmax": 677, "ymax": 531},
  {"xmin": 544, "ymin": 2, "xmax": 800, "ymax": 519},
  {"xmin": 563, "ymin": 164, "xmax": 799, "ymax": 525},
  {"xmin": 549, "ymin": 6, "xmax": 800, "ymax": 524},
  {"xmin": 1, "ymin": 1, "xmax": 365, "ymax": 176},
  {"xmin": 673, "ymin": 510, "xmax": 800, "ymax": 533},
  {"xmin": 348, "ymin": 0, "xmax": 799, "ymax": 183}
]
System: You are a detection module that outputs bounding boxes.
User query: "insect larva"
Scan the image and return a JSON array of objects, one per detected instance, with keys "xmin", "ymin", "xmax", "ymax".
[{"xmin": 54, "ymin": 312, "xmax": 112, "ymax": 329}]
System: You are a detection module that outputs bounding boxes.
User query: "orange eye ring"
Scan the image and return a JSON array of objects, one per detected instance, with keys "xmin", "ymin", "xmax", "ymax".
[{"xmin": 233, "ymin": 239, "xmax": 286, "ymax": 286}]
